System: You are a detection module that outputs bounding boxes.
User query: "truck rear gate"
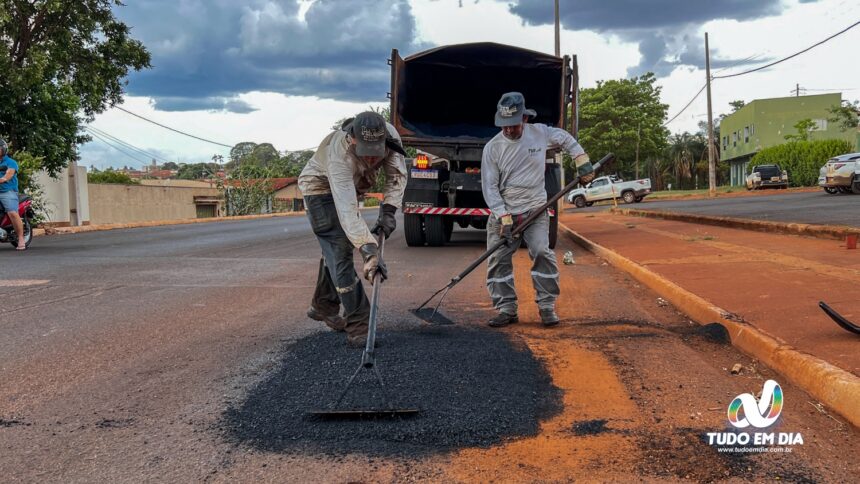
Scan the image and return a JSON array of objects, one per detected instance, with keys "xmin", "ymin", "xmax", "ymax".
[{"xmin": 390, "ymin": 42, "xmax": 576, "ymax": 248}]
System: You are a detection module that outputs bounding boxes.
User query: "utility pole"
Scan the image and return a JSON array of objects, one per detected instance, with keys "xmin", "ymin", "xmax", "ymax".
[
  {"xmin": 635, "ymin": 120, "xmax": 641, "ymax": 179},
  {"xmin": 554, "ymin": 0, "xmax": 560, "ymax": 56},
  {"xmin": 791, "ymin": 83, "xmax": 805, "ymax": 97},
  {"xmin": 705, "ymin": 32, "xmax": 716, "ymax": 197}
]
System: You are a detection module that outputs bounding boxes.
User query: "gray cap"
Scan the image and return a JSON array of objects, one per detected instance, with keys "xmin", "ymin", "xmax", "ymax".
[
  {"xmin": 349, "ymin": 111, "xmax": 387, "ymax": 157},
  {"xmin": 494, "ymin": 92, "xmax": 536, "ymax": 127}
]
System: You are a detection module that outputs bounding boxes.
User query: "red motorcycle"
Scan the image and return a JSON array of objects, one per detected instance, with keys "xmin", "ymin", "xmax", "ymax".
[{"xmin": 0, "ymin": 194, "xmax": 34, "ymax": 249}]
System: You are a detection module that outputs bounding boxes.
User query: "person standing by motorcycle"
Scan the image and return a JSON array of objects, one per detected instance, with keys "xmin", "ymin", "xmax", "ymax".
[{"xmin": 0, "ymin": 139, "xmax": 26, "ymax": 251}]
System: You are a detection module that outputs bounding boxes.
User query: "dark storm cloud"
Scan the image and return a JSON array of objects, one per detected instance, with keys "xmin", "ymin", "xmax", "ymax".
[
  {"xmin": 503, "ymin": 0, "xmax": 818, "ymax": 76},
  {"xmin": 115, "ymin": 0, "xmax": 427, "ymax": 112}
]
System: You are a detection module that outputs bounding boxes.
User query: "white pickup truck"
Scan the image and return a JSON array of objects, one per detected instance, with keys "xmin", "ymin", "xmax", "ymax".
[{"xmin": 566, "ymin": 175, "xmax": 652, "ymax": 208}]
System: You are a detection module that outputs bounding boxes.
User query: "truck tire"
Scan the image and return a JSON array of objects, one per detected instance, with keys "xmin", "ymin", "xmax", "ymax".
[
  {"xmin": 548, "ymin": 202, "xmax": 558, "ymax": 249},
  {"xmin": 622, "ymin": 190, "xmax": 636, "ymax": 204},
  {"xmin": 634, "ymin": 196, "xmax": 644, "ymax": 203},
  {"xmin": 585, "ymin": 201, "xmax": 594, "ymax": 207},
  {"xmin": 425, "ymin": 215, "xmax": 447, "ymax": 246},
  {"xmin": 444, "ymin": 217, "xmax": 454, "ymax": 242},
  {"xmin": 573, "ymin": 196, "xmax": 586, "ymax": 208},
  {"xmin": 824, "ymin": 187, "xmax": 839, "ymax": 194},
  {"xmin": 404, "ymin": 214, "xmax": 425, "ymax": 247}
]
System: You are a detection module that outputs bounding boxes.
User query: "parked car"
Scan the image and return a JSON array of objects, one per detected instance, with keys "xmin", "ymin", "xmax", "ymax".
[
  {"xmin": 745, "ymin": 164, "xmax": 788, "ymax": 190},
  {"xmin": 566, "ymin": 175, "xmax": 651, "ymax": 208},
  {"xmin": 819, "ymin": 152, "xmax": 860, "ymax": 194}
]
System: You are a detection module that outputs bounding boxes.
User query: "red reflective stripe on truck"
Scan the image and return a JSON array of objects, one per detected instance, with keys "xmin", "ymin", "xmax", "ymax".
[{"xmin": 402, "ymin": 207, "xmax": 492, "ymax": 216}]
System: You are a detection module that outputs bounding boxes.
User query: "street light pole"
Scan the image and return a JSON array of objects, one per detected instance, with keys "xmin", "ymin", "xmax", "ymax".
[{"xmin": 705, "ymin": 32, "xmax": 716, "ymax": 197}]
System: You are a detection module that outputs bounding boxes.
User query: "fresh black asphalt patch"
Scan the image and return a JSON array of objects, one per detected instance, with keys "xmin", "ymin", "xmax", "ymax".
[{"xmin": 221, "ymin": 325, "xmax": 562, "ymax": 456}]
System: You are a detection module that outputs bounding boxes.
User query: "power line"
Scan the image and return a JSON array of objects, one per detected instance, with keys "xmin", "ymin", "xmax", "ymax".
[
  {"xmin": 663, "ymin": 83, "xmax": 707, "ymax": 126},
  {"xmin": 85, "ymin": 126, "xmax": 168, "ymax": 164},
  {"xmin": 86, "ymin": 130, "xmax": 149, "ymax": 167},
  {"xmin": 713, "ymin": 20, "xmax": 860, "ymax": 79},
  {"xmin": 113, "ymin": 106, "xmax": 234, "ymax": 148}
]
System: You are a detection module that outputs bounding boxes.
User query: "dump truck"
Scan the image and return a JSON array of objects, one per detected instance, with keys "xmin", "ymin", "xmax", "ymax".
[{"xmin": 389, "ymin": 42, "xmax": 578, "ymax": 248}]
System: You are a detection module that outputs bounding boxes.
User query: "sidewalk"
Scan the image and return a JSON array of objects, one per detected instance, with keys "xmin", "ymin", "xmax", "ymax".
[{"xmin": 559, "ymin": 210, "xmax": 860, "ymax": 377}]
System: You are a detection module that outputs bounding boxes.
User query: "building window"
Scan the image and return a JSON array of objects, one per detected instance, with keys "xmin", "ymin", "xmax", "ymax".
[
  {"xmin": 744, "ymin": 126, "xmax": 750, "ymax": 143},
  {"xmin": 722, "ymin": 136, "xmax": 727, "ymax": 150},
  {"xmin": 750, "ymin": 124, "xmax": 755, "ymax": 135},
  {"xmin": 732, "ymin": 132, "xmax": 737, "ymax": 147},
  {"xmin": 812, "ymin": 119, "xmax": 827, "ymax": 131}
]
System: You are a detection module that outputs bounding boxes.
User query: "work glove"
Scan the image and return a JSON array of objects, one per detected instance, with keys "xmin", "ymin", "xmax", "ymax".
[
  {"xmin": 499, "ymin": 214, "xmax": 514, "ymax": 246},
  {"xmin": 359, "ymin": 243, "xmax": 388, "ymax": 284},
  {"xmin": 574, "ymin": 153, "xmax": 595, "ymax": 185},
  {"xmin": 371, "ymin": 203, "xmax": 397, "ymax": 239}
]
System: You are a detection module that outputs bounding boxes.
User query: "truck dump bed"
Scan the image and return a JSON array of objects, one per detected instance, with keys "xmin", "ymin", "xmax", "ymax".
[{"xmin": 391, "ymin": 42, "xmax": 573, "ymax": 161}]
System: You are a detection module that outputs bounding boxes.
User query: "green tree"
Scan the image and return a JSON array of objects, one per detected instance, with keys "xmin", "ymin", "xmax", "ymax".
[
  {"xmin": 87, "ymin": 168, "xmax": 139, "ymax": 185},
  {"xmin": 161, "ymin": 161, "xmax": 179, "ymax": 170},
  {"xmin": 176, "ymin": 162, "xmax": 218, "ymax": 180},
  {"xmin": 728, "ymin": 100, "xmax": 746, "ymax": 113},
  {"xmin": 250, "ymin": 143, "xmax": 280, "ymax": 166},
  {"xmin": 784, "ymin": 118, "xmax": 817, "ymax": 142},
  {"xmin": 827, "ymin": 100, "xmax": 860, "ymax": 132},
  {"xmin": 577, "ymin": 73, "xmax": 669, "ymax": 180},
  {"xmin": 0, "ymin": 0, "xmax": 150, "ymax": 175}
]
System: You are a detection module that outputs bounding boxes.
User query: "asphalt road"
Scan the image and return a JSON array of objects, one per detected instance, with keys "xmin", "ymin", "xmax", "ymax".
[
  {"xmin": 619, "ymin": 191, "xmax": 859, "ymax": 227},
  {"xmin": 0, "ymin": 215, "xmax": 856, "ymax": 482}
]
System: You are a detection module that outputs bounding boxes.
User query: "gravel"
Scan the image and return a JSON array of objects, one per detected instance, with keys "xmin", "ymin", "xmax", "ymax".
[{"xmin": 220, "ymin": 325, "xmax": 562, "ymax": 456}]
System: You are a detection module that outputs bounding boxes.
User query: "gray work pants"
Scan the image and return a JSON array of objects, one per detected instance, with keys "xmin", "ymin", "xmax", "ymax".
[
  {"xmin": 486, "ymin": 211, "xmax": 560, "ymax": 315},
  {"xmin": 304, "ymin": 194, "xmax": 370, "ymax": 337}
]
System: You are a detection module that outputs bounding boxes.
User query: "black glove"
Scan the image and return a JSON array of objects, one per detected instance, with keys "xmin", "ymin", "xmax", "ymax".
[
  {"xmin": 359, "ymin": 243, "xmax": 388, "ymax": 284},
  {"xmin": 371, "ymin": 203, "xmax": 397, "ymax": 239},
  {"xmin": 499, "ymin": 214, "xmax": 514, "ymax": 246}
]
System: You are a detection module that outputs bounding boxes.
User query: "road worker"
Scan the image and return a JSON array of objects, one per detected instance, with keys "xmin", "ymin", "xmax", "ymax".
[
  {"xmin": 298, "ymin": 112, "xmax": 407, "ymax": 346},
  {"xmin": 481, "ymin": 92, "xmax": 594, "ymax": 327}
]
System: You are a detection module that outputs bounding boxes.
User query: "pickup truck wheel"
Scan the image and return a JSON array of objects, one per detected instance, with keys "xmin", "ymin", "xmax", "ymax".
[
  {"xmin": 585, "ymin": 201, "xmax": 594, "ymax": 207},
  {"xmin": 622, "ymin": 190, "xmax": 636, "ymax": 204},
  {"xmin": 852, "ymin": 181, "xmax": 860, "ymax": 195},
  {"xmin": 404, "ymin": 214, "xmax": 425, "ymax": 246},
  {"xmin": 824, "ymin": 187, "xmax": 838, "ymax": 194},
  {"xmin": 425, "ymin": 215, "xmax": 447, "ymax": 246},
  {"xmin": 548, "ymin": 202, "xmax": 558, "ymax": 249},
  {"xmin": 573, "ymin": 196, "xmax": 586, "ymax": 208},
  {"xmin": 634, "ymin": 196, "xmax": 644, "ymax": 203}
]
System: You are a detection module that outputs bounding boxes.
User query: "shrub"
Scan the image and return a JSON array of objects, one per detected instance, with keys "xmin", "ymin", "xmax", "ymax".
[
  {"xmin": 750, "ymin": 139, "xmax": 853, "ymax": 187},
  {"xmin": 363, "ymin": 196, "xmax": 380, "ymax": 207},
  {"xmin": 87, "ymin": 169, "xmax": 140, "ymax": 185}
]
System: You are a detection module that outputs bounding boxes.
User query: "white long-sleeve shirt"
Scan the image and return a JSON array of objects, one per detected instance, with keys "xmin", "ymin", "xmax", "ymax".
[
  {"xmin": 481, "ymin": 123, "xmax": 586, "ymax": 218},
  {"xmin": 298, "ymin": 122, "xmax": 407, "ymax": 248}
]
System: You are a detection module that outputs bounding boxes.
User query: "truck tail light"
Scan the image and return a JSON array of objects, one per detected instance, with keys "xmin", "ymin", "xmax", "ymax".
[{"xmin": 415, "ymin": 154, "xmax": 430, "ymax": 170}]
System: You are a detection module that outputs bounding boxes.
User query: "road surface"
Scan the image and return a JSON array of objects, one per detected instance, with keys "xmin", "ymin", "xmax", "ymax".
[
  {"xmin": 0, "ymin": 216, "xmax": 856, "ymax": 482},
  {"xmin": 577, "ymin": 191, "xmax": 859, "ymax": 227}
]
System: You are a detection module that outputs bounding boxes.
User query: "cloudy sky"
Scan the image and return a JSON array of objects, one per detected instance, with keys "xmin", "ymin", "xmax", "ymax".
[{"xmin": 80, "ymin": 0, "xmax": 860, "ymax": 169}]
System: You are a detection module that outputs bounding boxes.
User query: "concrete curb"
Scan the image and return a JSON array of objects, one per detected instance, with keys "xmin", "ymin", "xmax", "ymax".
[
  {"xmin": 611, "ymin": 208, "xmax": 860, "ymax": 241},
  {"xmin": 35, "ymin": 211, "xmax": 310, "ymax": 237},
  {"xmin": 561, "ymin": 223, "xmax": 860, "ymax": 428}
]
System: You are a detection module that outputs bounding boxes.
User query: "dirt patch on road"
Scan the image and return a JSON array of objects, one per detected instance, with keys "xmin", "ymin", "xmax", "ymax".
[{"xmin": 220, "ymin": 326, "xmax": 563, "ymax": 457}]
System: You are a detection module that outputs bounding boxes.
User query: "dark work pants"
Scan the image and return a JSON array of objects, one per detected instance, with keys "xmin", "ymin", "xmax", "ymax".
[{"xmin": 304, "ymin": 194, "xmax": 370, "ymax": 337}]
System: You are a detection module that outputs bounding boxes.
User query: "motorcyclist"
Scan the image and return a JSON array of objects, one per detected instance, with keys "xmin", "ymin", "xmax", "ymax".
[{"xmin": 0, "ymin": 139, "xmax": 26, "ymax": 251}]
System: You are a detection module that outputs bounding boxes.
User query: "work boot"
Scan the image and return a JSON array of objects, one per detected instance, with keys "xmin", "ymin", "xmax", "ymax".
[
  {"xmin": 488, "ymin": 312, "xmax": 518, "ymax": 328},
  {"xmin": 307, "ymin": 307, "xmax": 346, "ymax": 332},
  {"xmin": 540, "ymin": 308, "xmax": 560, "ymax": 327},
  {"xmin": 346, "ymin": 333, "xmax": 378, "ymax": 348}
]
